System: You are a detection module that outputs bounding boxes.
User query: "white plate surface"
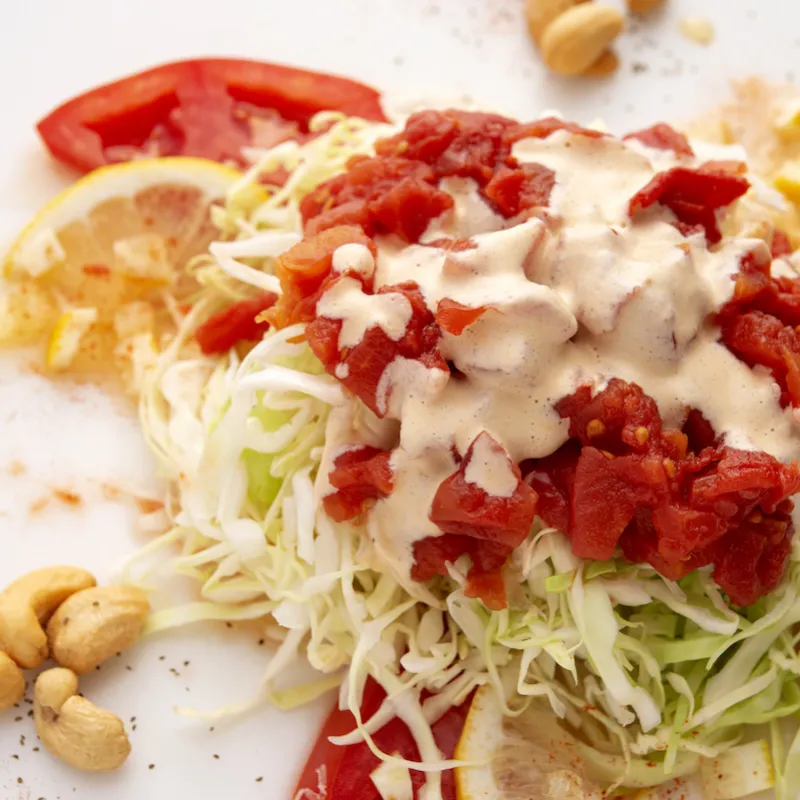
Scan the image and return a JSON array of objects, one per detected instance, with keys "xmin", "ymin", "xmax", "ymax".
[{"xmin": 0, "ymin": 1, "xmax": 796, "ymax": 797}]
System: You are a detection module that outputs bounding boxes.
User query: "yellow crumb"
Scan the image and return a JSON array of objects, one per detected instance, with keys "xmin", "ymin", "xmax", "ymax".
[{"xmin": 679, "ymin": 16, "xmax": 714, "ymax": 45}]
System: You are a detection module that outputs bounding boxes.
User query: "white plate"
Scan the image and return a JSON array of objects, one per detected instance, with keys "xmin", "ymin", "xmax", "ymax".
[{"xmin": 0, "ymin": 0, "xmax": 796, "ymax": 797}]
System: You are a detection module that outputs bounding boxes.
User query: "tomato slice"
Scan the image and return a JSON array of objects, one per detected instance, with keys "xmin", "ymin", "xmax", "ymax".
[
  {"xmin": 37, "ymin": 58, "xmax": 387, "ymax": 173},
  {"xmin": 294, "ymin": 679, "xmax": 470, "ymax": 800}
]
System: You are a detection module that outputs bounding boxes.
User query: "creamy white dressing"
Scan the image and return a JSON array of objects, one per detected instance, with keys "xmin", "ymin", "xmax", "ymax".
[
  {"xmin": 331, "ymin": 242, "xmax": 375, "ymax": 279},
  {"xmin": 464, "ymin": 434, "xmax": 519, "ymax": 498},
  {"xmin": 316, "ymin": 276, "xmax": 413, "ymax": 349},
  {"xmin": 313, "ymin": 123, "xmax": 800, "ymax": 581}
]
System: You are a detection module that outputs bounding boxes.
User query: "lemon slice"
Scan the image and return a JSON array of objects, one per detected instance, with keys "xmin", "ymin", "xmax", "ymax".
[
  {"xmin": 2, "ymin": 157, "xmax": 239, "ymax": 379},
  {"xmin": 455, "ymin": 687, "xmax": 668, "ymax": 800}
]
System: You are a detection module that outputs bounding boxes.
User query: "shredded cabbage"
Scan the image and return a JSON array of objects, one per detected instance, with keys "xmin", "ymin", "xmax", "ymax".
[{"xmin": 127, "ymin": 110, "xmax": 800, "ymax": 800}]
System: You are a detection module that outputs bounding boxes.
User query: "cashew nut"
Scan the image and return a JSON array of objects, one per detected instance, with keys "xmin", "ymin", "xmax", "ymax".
[
  {"xmin": 626, "ymin": 0, "xmax": 666, "ymax": 14},
  {"xmin": 540, "ymin": 3, "xmax": 625, "ymax": 77},
  {"xmin": 0, "ymin": 567, "xmax": 96, "ymax": 668},
  {"xmin": 47, "ymin": 585, "xmax": 150, "ymax": 674},
  {"xmin": 0, "ymin": 651, "xmax": 25, "ymax": 712},
  {"xmin": 525, "ymin": 0, "xmax": 587, "ymax": 45},
  {"xmin": 34, "ymin": 668, "xmax": 131, "ymax": 771}
]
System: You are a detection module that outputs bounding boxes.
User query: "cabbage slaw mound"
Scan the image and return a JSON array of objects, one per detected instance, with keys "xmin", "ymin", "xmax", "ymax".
[{"xmin": 125, "ymin": 112, "xmax": 800, "ymax": 800}]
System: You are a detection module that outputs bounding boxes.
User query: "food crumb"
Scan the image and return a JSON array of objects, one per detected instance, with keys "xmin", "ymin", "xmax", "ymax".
[
  {"xmin": 256, "ymin": 777, "xmax": 264, "ymax": 782},
  {"xmin": 28, "ymin": 496, "xmax": 49, "ymax": 515},
  {"xmin": 148, "ymin": 764, "xmax": 155, "ymax": 770},
  {"xmin": 52, "ymin": 488, "xmax": 82, "ymax": 507},
  {"xmin": 679, "ymin": 16, "xmax": 714, "ymax": 44},
  {"xmin": 8, "ymin": 460, "xmax": 26, "ymax": 476}
]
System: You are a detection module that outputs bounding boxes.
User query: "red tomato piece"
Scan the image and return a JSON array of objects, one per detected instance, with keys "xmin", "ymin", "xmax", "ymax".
[
  {"xmin": 628, "ymin": 166, "xmax": 750, "ymax": 243},
  {"xmin": 376, "ymin": 110, "xmax": 518, "ymax": 185},
  {"xmin": 503, "ymin": 117, "xmax": 605, "ymax": 146},
  {"xmin": 569, "ymin": 447, "xmax": 669, "ymax": 560},
  {"xmin": 524, "ymin": 379, "xmax": 800, "ymax": 605},
  {"xmin": 307, "ymin": 281, "xmax": 446, "ymax": 416},
  {"xmin": 623, "ymin": 123, "xmax": 694, "ymax": 157},
  {"xmin": 429, "ymin": 432, "xmax": 538, "ymax": 549},
  {"xmin": 300, "ymin": 157, "xmax": 453, "ymax": 242},
  {"xmin": 271, "ymin": 225, "xmax": 377, "ymax": 327},
  {"xmin": 37, "ymin": 59, "xmax": 386, "ymax": 173},
  {"xmin": 483, "ymin": 163, "xmax": 556, "ymax": 217},
  {"xmin": 323, "ymin": 446, "xmax": 394, "ymax": 522},
  {"xmin": 294, "ymin": 678, "xmax": 470, "ymax": 800},
  {"xmin": 435, "ymin": 298, "xmax": 490, "ymax": 335},
  {"xmin": 411, "ymin": 535, "xmax": 511, "ymax": 610},
  {"xmin": 194, "ymin": 291, "xmax": 277, "ymax": 354},
  {"xmin": 521, "ymin": 441, "xmax": 581, "ymax": 533},
  {"xmin": 555, "ymin": 378, "xmax": 663, "ymax": 455}
]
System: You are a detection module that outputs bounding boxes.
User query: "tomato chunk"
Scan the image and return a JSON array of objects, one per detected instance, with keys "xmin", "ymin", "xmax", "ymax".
[
  {"xmin": 194, "ymin": 291, "xmax": 277, "ymax": 354},
  {"xmin": 307, "ymin": 280, "xmax": 446, "ymax": 416},
  {"xmin": 483, "ymin": 163, "xmax": 556, "ymax": 216},
  {"xmin": 429, "ymin": 432, "xmax": 538, "ymax": 548},
  {"xmin": 503, "ymin": 117, "xmax": 605, "ymax": 146},
  {"xmin": 629, "ymin": 166, "xmax": 750, "ymax": 243},
  {"xmin": 323, "ymin": 446, "xmax": 394, "ymax": 522},
  {"xmin": 37, "ymin": 59, "xmax": 386, "ymax": 173},
  {"xmin": 522, "ymin": 379, "xmax": 800, "ymax": 605},
  {"xmin": 435, "ymin": 298, "xmax": 490, "ymax": 335},
  {"xmin": 270, "ymin": 225, "xmax": 376, "ymax": 328},
  {"xmin": 623, "ymin": 123, "xmax": 694, "ymax": 157}
]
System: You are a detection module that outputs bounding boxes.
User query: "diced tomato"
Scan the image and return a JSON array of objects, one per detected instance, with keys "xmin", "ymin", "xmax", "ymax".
[
  {"xmin": 569, "ymin": 447, "xmax": 668, "ymax": 560},
  {"xmin": 270, "ymin": 225, "xmax": 377, "ymax": 327},
  {"xmin": 375, "ymin": 110, "xmax": 517, "ymax": 185},
  {"xmin": 411, "ymin": 535, "xmax": 511, "ymax": 611},
  {"xmin": 521, "ymin": 441, "xmax": 581, "ymax": 533},
  {"xmin": 194, "ymin": 291, "xmax": 277, "ymax": 354},
  {"xmin": 503, "ymin": 117, "xmax": 605, "ymax": 146},
  {"xmin": 307, "ymin": 280, "xmax": 447, "ymax": 416},
  {"xmin": 37, "ymin": 59, "xmax": 386, "ymax": 173},
  {"xmin": 483, "ymin": 163, "xmax": 556, "ymax": 217},
  {"xmin": 430, "ymin": 432, "xmax": 538, "ymax": 550},
  {"xmin": 522, "ymin": 379, "xmax": 800, "ymax": 605},
  {"xmin": 435, "ymin": 298, "xmax": 490, "ymax": 335},
  {"xmin": 294, "ymin": 679, "xmax": 470, "ymax": 800},
  {"xmin": 628, "ymin": 166, "xmax": 750, "ymax": 243},
  {"xmin": 323, "ymin": 446, "xmax": 394, "ymax": 522},
  {"xmin": 623, "ymin": 123, "xmax": 694, "ymax": 157}
]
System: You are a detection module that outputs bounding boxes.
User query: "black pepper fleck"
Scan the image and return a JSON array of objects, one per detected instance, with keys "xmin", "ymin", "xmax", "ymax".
[
  {"xmin": 11, "ymin": 754, "xmax": 18, "ymax": 759},
  {"xmin": 213, "ymin": 754, "xmax": 220, "ymax": 760},
  {"xmin": 149, "ymin": 764, "xmax": 155, "ymax": 770}
]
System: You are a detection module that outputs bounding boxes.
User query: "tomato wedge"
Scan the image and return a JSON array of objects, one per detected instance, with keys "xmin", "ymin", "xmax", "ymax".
[
  {"xmin": 294, "ymin": 679, "xmax": 470, "ymax": 800},
  {"xmin": 37, "ymin": 58, "xmax": 387, "ymax": 173}
]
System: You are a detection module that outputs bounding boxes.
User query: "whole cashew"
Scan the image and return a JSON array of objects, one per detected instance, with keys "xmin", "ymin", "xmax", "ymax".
[
  {"xmin": 0, "ymin": 651, "xmax": 25, "ymax": 712},
  {"xmin": 34, "ymin": 668, "xmax": 131, "ymax": 771},
  {"xmin": 47, "ymin": 585, "xmax": 150, "ymax": 674},
  {"xmin": 0, "ymin": 567, "xmax": 96, "ymax": 668}
]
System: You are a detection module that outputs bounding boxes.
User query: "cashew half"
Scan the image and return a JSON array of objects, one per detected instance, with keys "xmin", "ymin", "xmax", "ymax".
[
  {"xmin": 47, "ymin": 585, "xmax": 150, "ymax": 674},
  {"xmin": 0, "ymin": 567, "xmax": 96, "ymax": 668},
  {"xmin": 0, "ymin": 651, "xmax": 25, "ymax": 712},
  {"xmin": 34, "ymin": 668, "xmax": 131, "ymax": 771}
]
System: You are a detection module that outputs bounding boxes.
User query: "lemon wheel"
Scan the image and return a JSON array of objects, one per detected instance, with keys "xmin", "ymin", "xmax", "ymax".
[{"xmin": 1, "ymin": 157, "xmax": 239, "ymax": 383}]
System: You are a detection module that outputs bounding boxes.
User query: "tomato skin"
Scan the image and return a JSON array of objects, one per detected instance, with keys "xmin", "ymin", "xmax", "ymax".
[
  {"xmin": 194, "ymin": 291, "xmax": 277, "ymax": 354},
  {"xmin": 37, "ymin": 59, "xmax": 386, "ymax": 173},
  {"xmin": 293, "ymin": 679, "xmax": 469, "ymax": 800}
]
